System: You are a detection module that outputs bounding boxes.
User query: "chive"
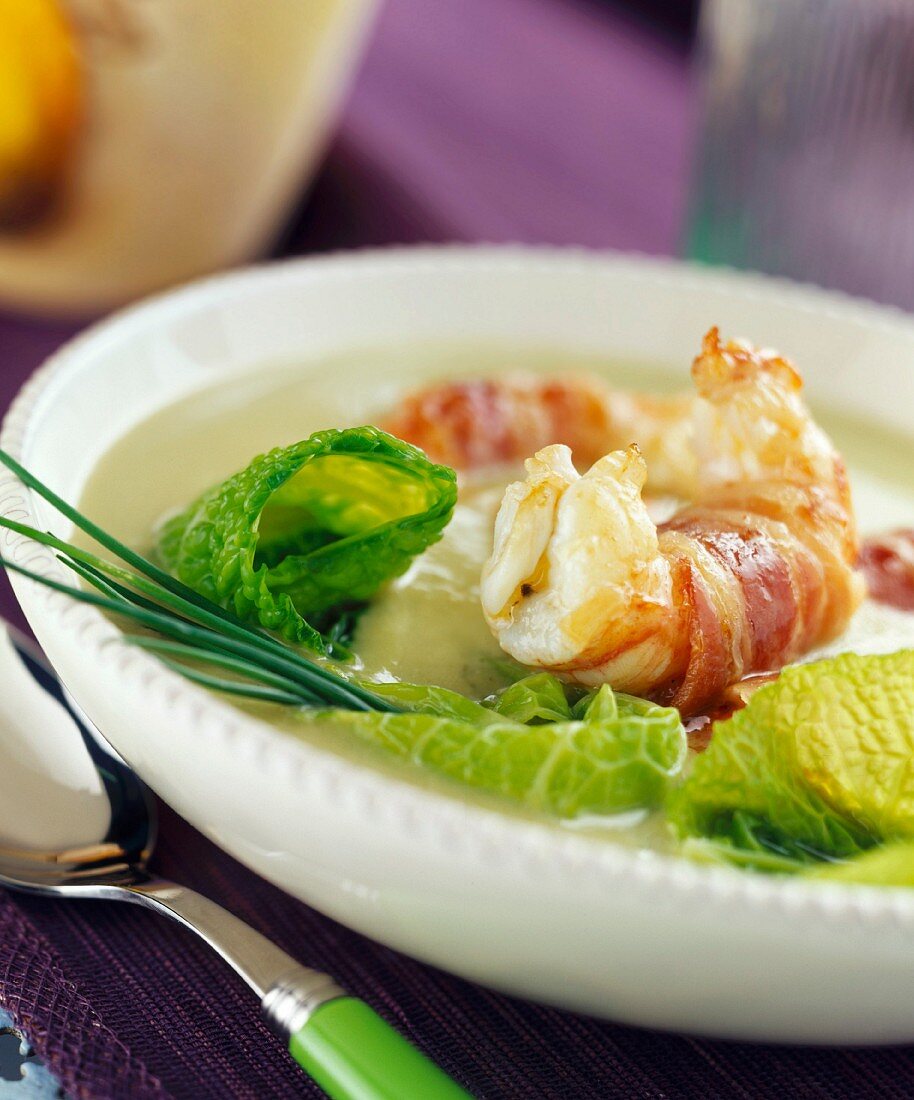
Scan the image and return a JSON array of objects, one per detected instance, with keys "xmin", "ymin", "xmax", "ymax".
[
  {"xmin": 0, "ymin": 449, "xmax": 243, "ymax": 614},
  {"xmin": 2, "ymin": 550, "xmax": 392, "ymax": 712},
  {"xmin": 153, "ymin": 657, "xmax": 308, "ymax": 707},
  {"xmin": 0, "ymin": 451, "xmax": 331, "ymax": 654},
  {"xmin": 0, "ymin": 514, "xmax": 328, "ymax": 657},
  {"xmin": 0, "ymin": 453, "xmax": 406, "ymax": 713},
  {"xmin": 126, "ymin": 635, "xmax": 320, "ymax": 703},
  {"xmin": 61, "ymin": 554, "xmax": 331, "ymax": 703},
  {"xmin": 61, "ymin": 556, "xmax": 176, "ymax": 618}
]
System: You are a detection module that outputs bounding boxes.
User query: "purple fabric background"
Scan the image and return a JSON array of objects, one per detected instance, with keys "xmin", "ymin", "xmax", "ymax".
[{"xmin": 1, "ymin": 1, "xmax": 912, "ymax": 1096}]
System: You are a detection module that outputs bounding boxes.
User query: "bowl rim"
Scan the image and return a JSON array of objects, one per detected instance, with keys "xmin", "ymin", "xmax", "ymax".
[{"xmin": 4, "ymin": 241, "xmax": 914, "ymax": 931}]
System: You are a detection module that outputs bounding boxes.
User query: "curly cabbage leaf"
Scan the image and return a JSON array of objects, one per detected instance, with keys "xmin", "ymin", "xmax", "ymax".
[
  {"xmin": 669, "ymin": 651, "xmax": 914, "ymax": 871},
  {"xmin": 157, "ymin": 427, "xmax": 457, "ymax": 650},
  {"xmin": 327, "ymin": 675, "xmax": 687, "ymax": 819},
  {"xmin": 486, "ymin": 672, "xmax": 575, "ymax": 724}
]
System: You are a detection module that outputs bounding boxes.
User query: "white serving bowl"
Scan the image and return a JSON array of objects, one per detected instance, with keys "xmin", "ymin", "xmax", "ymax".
[{"xmin": 4, "ymin": 247, "xmax": 914, "ymax": 1044}]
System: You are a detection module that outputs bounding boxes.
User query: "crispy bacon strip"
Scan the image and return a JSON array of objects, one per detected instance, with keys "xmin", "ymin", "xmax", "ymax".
[
  {"xmin": 658, "ymin": 480, "xmax": 859, "ymax": 713},
  {"xmin": 680, "ymin": 521, "xmax": 913, "ymax": 737}
]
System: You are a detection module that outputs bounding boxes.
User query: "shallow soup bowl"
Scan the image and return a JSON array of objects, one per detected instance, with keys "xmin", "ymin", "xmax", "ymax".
[{"xmin": 4, "ymin": 246, "xmax": 914, "ymax": 1045}]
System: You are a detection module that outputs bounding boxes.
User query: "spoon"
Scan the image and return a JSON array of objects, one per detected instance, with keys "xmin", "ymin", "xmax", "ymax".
[{"xmin": 0, "ymin": 619, "xmax": 470, "ymax": 1100}]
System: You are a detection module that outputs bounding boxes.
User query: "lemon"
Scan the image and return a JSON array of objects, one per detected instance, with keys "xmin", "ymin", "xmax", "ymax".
[{"xmin": 0, "ymin": 0, "xmax": 82, "ymax": 226}]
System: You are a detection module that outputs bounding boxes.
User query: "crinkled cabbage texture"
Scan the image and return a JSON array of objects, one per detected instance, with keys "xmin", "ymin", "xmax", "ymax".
[
  {"xmin": 326, "ymin": 674, "xmax": 687, "ymax": 820},
  {"xmin": 158, "ymin": 427, "xmax": 457, "ymax": 651},
  {"xmin": 671, "ymin": 651, "xmax": 914, "ymax": 874}
]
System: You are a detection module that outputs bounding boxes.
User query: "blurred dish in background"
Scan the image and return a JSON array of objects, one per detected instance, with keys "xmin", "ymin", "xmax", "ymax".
[
  {"xmin": 687, "ymin": 0, "xmax": 914, "ymax": 312},
  {"xmin": 0, "ymin": 0, "xmax": 377, "ymax": 317}
]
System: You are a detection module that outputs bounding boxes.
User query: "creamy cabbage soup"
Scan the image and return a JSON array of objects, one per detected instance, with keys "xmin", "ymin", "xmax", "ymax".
[{"xmin": 74, "ymin": 341, "xmax": 914, "ymax": 871}]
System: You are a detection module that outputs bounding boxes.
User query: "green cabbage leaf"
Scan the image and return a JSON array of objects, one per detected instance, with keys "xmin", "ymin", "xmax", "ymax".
[
  {"xmin": 157, "ymin": 427, "xmax": 457, "ymax": 651},
  {"xmin": 327, "ymin": 674, "xmax": 687, "ymax": 820},
  {"xmin": 807, "ymin": 842, "xmax": 914, "ymax": 887},
  {"xmin": 669, "ymin": 651, "xmax": 914, "ymax": 872}
]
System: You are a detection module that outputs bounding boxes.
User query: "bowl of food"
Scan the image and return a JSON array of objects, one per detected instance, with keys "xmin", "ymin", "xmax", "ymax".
[{"xmin": 3, "ymin": 246, "xmax": 914, "ymax": 1044}]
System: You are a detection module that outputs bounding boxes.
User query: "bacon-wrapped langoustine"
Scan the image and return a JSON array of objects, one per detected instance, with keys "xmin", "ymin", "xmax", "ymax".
[
  {"xmin": 380, "ymin": 374, "xmax": 697, "ymax": 496},
  {"xmin": 479, "ymin": 329, "xmax": 865, "ymax": 715}
]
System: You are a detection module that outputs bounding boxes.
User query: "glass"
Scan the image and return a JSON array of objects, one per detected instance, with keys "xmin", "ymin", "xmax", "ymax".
[{"xmin": 687, "ymin": 0, "xmax": 914, "ymax": 311}]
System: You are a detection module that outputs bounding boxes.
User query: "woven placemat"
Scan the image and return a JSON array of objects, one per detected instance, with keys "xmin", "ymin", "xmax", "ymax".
[{"xmin": 4, "ymin": 801, "xmax": 914, "ymax": 1100}]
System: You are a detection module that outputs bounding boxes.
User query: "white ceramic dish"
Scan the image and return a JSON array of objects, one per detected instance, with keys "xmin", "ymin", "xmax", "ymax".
[{"xmin": 3, "ymin": 247, "xmax": 914, "ymax": 1045}]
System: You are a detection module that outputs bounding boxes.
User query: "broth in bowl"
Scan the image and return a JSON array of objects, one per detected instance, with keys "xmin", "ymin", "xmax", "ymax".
[{"xmin": 74, "ymin": 338, "xmax": 914, "ymax": 868}]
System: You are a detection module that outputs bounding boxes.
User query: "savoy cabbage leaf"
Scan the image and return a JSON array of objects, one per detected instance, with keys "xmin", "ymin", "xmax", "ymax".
[{"xmin": 158, "ymin": 427, "xmax": 457, "ymax": 651}]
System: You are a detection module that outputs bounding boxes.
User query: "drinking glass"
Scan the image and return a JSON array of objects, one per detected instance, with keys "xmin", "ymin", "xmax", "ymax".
[{"xmin": 686, "ymin": 0, "xmax": 914, "ymax": 311}]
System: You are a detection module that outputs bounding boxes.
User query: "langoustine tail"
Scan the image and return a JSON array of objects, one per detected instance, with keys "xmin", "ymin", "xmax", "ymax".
[
  {"xmin": 482, "ymin": 443, "xmax": 690, "ymax": 697},
  {"xmin": 480, "ymin": 328, "xmax": 864, "ymax": 715},
  {"xmin": 380, "ymin": 373, "xmax": 696, "ymax": 493}
]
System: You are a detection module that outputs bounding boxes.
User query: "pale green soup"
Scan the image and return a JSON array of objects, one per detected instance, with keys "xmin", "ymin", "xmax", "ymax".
[{"xmin": 77, "ymin": 343, "xmax": 914, "ymax": 841}]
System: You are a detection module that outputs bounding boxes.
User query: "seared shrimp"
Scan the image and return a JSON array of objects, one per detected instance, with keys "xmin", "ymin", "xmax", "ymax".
[
  {"xmin": 480, "ymin": 329, "xmax": 864, "ymax": 714},
  {"xmin": 381, "ymin": 375, "xmax": 696, "ymax": 496}
]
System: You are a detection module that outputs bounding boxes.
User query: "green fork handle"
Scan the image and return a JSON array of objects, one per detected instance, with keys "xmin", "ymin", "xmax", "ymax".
[
  {"xmin": 290, "ymin": 996, "xmax": 472, "ymax": 1100},
  {"xmin": 121, "ymin": 882, "xmax": 470, "ymax": 1098}
]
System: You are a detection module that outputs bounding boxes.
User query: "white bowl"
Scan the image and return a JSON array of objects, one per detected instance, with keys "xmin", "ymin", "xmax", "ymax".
[{"xmin": 4, "ymin": 247, "xmax": 914, "ymax": 1045}]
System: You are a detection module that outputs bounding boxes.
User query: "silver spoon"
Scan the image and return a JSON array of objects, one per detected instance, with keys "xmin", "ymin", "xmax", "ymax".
[{"xmin": 0, "ymin": 618, "xmax": 470, "ymax": 1100}]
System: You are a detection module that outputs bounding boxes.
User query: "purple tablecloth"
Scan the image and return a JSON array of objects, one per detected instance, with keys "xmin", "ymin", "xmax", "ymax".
[{"xmin": 1, "ymin": 1, "xmax": 911, "ymax": 1097}]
